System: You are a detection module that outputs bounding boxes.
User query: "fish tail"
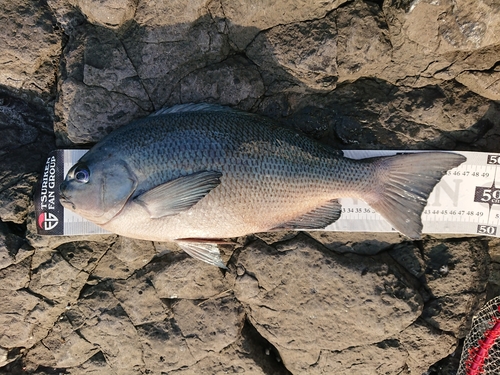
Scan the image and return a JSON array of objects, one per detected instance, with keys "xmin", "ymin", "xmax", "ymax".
[{"xmin": 364, "ymin": 152, "xmax": 466, "ymax": 239}]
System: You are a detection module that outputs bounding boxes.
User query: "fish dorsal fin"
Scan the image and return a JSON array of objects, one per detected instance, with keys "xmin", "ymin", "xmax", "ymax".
[
  {"xmin": 176, "ymin": 241, "xmax": 227, "ymax": 269},
  {"xmin": 149, "ymin": 103, "xmax": 237, "ymax": 117},
  {"xmin": 134, "ymin": 171, "xmax": 222, "ymax": 218},
  {"xmin": 271, "ymin": 199, "xmax": 342, "ymax": 231}
]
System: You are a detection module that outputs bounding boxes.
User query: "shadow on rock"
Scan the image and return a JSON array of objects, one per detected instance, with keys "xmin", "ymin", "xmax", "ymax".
[{"xmin": 0, "ymin": 87, "xmax": 55, "ymax": 224}]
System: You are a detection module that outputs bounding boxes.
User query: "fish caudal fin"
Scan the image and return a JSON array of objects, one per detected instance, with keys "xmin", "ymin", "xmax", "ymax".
[{"xmin": 366, "ymin": 152, "xmax": 466, "ymax": 239}]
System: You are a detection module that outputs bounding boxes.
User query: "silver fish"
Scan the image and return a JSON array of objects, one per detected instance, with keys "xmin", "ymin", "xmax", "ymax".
[{"xmin": 60, "ymin": 104, "xmax": 466, "ymax": 268}]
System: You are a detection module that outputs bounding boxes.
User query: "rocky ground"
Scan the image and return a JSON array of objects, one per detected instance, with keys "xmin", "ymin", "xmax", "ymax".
[{"xmin": 1, "ymin": 0, "xmax": 500, "ymax": 374}]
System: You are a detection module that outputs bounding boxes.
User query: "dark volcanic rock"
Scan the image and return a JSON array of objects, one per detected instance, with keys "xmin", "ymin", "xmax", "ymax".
[{"xmin": 0, "ymin": 91, "xmax": 55, "ymax": 224}]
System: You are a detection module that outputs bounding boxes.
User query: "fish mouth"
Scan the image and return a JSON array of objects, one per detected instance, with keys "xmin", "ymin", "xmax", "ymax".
[{"xmin": 59, "ymin": 196, "xmax": 75, "ymax": 210}]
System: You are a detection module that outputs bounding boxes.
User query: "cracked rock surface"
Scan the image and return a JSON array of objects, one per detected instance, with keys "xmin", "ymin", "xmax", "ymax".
[{"xmin": 1, "ymin": 0, "xmax": 500, "ymax": 374}]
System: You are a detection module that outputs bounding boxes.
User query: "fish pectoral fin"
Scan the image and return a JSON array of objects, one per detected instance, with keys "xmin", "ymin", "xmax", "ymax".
[
  {"xmin": 271, "ymin": 199, "xmax": 342, "ymax": 230},
  {"xmin": 134, "ymin": 171, "xmax": 222, "ymax": 218},
  {"xmin": 177, "ymin": 241, "xmax": 227, "ymax": 269}
]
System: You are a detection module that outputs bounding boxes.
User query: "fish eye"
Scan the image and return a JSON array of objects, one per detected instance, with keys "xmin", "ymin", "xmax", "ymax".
[{"xmin": 74, "ymin": 165, "xmax": 90, "ymax": 183}]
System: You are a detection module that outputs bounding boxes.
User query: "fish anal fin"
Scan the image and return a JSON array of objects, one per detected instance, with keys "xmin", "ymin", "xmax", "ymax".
[
  {"xmin": 134, "ymin": 171, "xmax": 222, "ymax": 218},
  {"xmin": 271, "ymin": 199, "xmax": 342, "ymax": 231},
  {"xmin": 176, "ymin": 238, "xmax": 235, "ymax": 245},
  {"xmin": 366, "ymin": 152, "xmax": 466, "ymax": 239},
  {"xmin": 177, "ymin": 241, "xmax": 227, "ymax": 269}
]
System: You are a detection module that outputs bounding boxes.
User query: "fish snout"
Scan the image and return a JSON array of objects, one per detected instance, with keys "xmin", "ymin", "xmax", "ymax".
[
  {"xmin": 59, "ymin": 181, "xmax": 75, "ymax": 209},
  {"xmin": 59, "ymin": 180, "xmax": 69, "ymax": 199}
]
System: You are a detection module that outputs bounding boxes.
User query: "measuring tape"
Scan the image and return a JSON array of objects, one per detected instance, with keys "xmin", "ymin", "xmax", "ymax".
[
  {"xmin": 35, "ymin": 150, "xmax": 500, "ymax": 238},
  {"xmin": 326, "ymin": 150, "xmax": 500, "ymax": 238}
]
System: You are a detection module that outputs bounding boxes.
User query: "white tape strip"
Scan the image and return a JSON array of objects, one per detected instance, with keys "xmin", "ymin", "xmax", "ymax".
[{"xmin": 55, "ymin": 150, "xmax": 500, "ymax": 238}]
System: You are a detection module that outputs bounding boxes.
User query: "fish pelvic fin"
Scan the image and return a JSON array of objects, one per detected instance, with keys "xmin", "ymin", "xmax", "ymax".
[
  {"xmin": 365, "ymin": 152, "xmax": 466, "ymax": 239},
  {"xmin": 176, "ymin": 241, "xmax": 227, "ymax": 269}
]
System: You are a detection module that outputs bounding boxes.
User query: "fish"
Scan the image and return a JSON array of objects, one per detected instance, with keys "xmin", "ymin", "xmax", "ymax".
[{"xmin": 59, "ymin": 103, "xmax": 466, "ymax": 268}]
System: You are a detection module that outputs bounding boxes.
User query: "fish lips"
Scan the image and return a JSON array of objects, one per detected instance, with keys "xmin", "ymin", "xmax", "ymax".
[
  {"xmin": 59, "ymin": 197, "xmax": 75, "ymax": 210},
  {"xmin": 59, "ymin": 182, "xmax": 76, "ymax": 210}
]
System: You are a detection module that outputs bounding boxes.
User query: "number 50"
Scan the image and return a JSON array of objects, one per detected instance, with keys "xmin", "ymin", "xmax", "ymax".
[
  {"xmin": 477, "ymin": 225, "xmax": 497, "ymax": 235},
  {"xmin": 487, "ymin": 155, "xmax": 500, "ymax": 164}
]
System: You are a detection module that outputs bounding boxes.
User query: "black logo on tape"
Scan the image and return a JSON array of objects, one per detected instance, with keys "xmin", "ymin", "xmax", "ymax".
[{"xmin": 34, "ymin": 150, "xmax": 64, "ymax": 235}]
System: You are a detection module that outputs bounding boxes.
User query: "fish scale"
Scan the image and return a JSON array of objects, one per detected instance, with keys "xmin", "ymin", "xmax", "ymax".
[{"xmin": 59, "ymin": 104, "xmax": 466, "ymax": 267}]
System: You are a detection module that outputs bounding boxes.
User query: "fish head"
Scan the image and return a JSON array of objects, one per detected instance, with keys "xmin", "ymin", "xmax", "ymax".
[{"xmin": 59, "ymin": 154, "xmax": 137, "ymax": 225}]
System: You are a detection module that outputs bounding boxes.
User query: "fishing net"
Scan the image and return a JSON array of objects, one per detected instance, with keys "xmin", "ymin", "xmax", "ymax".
[{"xmin": 457, "ymin": 296, "xmax": 500, "ymax": 375}]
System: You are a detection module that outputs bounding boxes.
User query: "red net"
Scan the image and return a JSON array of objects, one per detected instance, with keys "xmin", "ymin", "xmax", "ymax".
[{"xmin": 458, "ymin": 296, "xmax": 500, "ymax": 375}]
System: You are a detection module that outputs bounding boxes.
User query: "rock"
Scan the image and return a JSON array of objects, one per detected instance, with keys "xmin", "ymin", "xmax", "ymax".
[
  {"xmin": 29, "ymin": 251, "xmax": 88, "ymax": 301},
  {"xmin": 66, "ymin": 352, "xmax": 115, "ymax": 374},
  {"xmin": 120, "ymin": 16, "xmax": 230, "ymax": 109},
  {"xmin": 134, "ymin": 0, "xmax": 211, "ymax": 30},
  {"xmin": 0, "ymin": 220, "xmax": 34, "ymax": 270},
  {"xmin": 298, "ymin": 79, "xmax": 500, "ymax": 151},
  {"xmin": 0, "ymin": 289, "xmax": 53, "ymax": 349},
  {"xmin": 310, "ymin": 320, "xmax": 457, "ymax": 375},
  {"xmin": 112, "ymin": 274, "xmax": 168, "ymax": 325},
  {"xmin": 382, "ymin": 0, "xmax": 500, "ymax": 87},
  {"xmin": 420, "ymin": 238, "xmax": 490, "ymax": 337},
  {"xmin": 247, "ymin": 13, "xmax": 339, "ymax": 91},
  {"xmin": 54, "ymin": 9, "xmax": 230, "ymax": 144},
  {"xmin": 0, "ymin": 257, "xmax": 31, "ymax": 290},
  {"xmin": 56, "ymin": 240, "xmax": 112, "ymax": 272},
  {"xmin": 79, "ymin": 303, "xmax": 145, "ymax": 372},
  {"xmin": 308, "ymin": 231, "xmax": 400, "ymax": 255},
  {"xmin": 397, "ymin": 320, "xmax": 457, "ymax": 375},
  {"xmin": 136, "ymin": 319, "xmax": 194, "ymax": 372},
  {"xmin": 456, "ymin": 68, "xmax": 500, "ymax": 101},
  {"xmin": 385, "ymin": 0, "xmax": 500, "ymax": 53},
  {"xmin": 168, "ymin": 322, "xmax": 291, "ymax": 374},
  {"xmin": 253, "ymin": 231, "xmax": 298, "ymax": 245},
  {"xmin": 0, "ymin": 92, "xmax": 55, "ymax": 223},
  {"xmin": 56, "ymin": 77, "xmax": 151, "ymax": 144},
  {"xmin": 312, "ymin": 342, "xmax": 406, "ymax": 375},
  {"xmin": 91, "ymin": 236, "xmax": 156, "ymax": 279},
  {"xmin": 179, "ymin": 56, "xmax": 265, "ymax": 109},
  {"xmin": 148, "ymin": 252, "xmax": 227, "ymax": 300},
  {"xmin": 234, "ymin": 235, "xmax": 423, "ymax": 373},
  {"xmin": 1, "ymin": 0, "xmax": 499, "ymax": 373},
  {"xmin": 0, "ymin": 347, "xmax": 11, "ymax": 368},
  {"xmin": 0, "ymin": 174, "xmax": 38, "ymax": 224},
  {"xmin": 25, "ymin": 278, "xmax": 245, "ymax": 373},
  {"xmin": 389, "ymin": 242, "xmax": 426, "ymax": 279},
  {"xmin": 136, "ymin": 298, "xmax": 251, "ymax": 374},
  {"xmin": 335, "ymin": 0, "xmax": 392, "ymax": 83},
  {"xmin": 172, "ymin": 297, "xmax": 244, "ymax": 362},
  {"xmin": 220, "ymin": 0, "xmax": 349, "ymax": 49},
  {"xmin": 74, "ymin": 0, "xmax": 136, "ymax": 28},
  {"xmin": 0, "ymin": 0, "xmax": 60, "ymax": 99},
  {"xmin": 253, "ymin": 78, "xmax": 500, "ymax": 152},
  {"xmin": 81, "ymin": 27, "xmax": 152, "ymax": 110},
  {"xmin": 25, "ymin": 315, "xmax": 99, "ymax": 368},
  {"xmin": 0, "ymin": 104, "xmax": 38, "ymax": 155}
]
